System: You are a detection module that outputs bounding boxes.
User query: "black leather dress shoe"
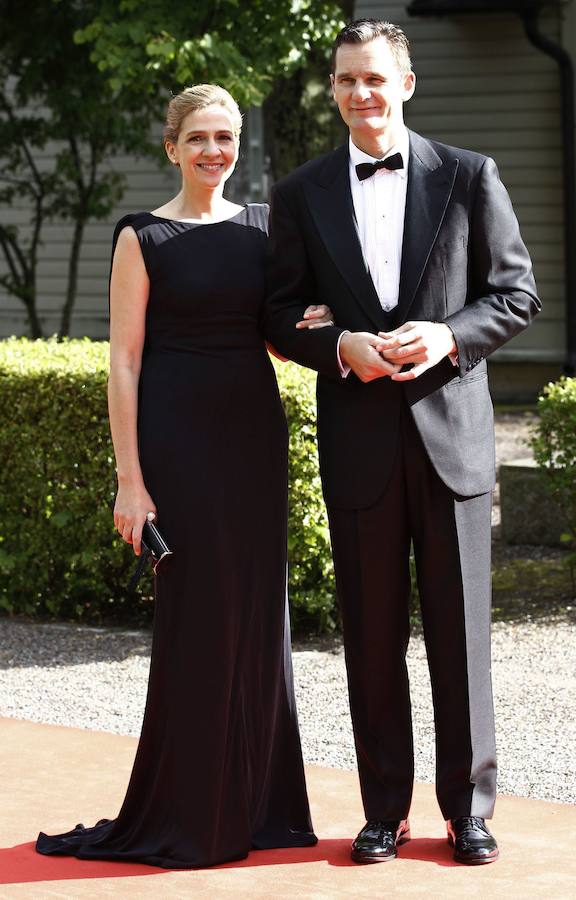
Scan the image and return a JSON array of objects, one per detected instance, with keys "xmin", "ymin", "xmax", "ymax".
[
  {"xmin": 351, "ymin": 819, "xmax": 411, "ymax": 863},
  {"xmin": 447, "ymin": 816, "xmax": 499, "ymax": 864}
]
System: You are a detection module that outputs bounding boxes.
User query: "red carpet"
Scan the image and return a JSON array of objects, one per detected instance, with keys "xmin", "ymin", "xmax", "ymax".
[
  {"xmin": 0, "ymin": 842, "xmax": 165, "ymax": 886},
  {"xmin": 1, "ymin": 717, "xmax": 575, "ymax": 898}
]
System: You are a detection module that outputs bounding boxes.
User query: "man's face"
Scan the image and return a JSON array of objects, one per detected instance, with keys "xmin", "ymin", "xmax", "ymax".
[{"xmin": 331, "ymin": 37, "xmax": 415, "ymax": 140}]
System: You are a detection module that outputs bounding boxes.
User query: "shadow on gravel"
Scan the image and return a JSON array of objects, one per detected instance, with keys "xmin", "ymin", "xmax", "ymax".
[
  {"xmin": 0, "ymin": 619, "xmax": 151, "ymax": 670},
  {"xmin": 295, "ymin": 540, "xmax": 575, "ymax": 653},
  {"xmin": 1, "ymin": 538, "xmax": 573, "ymax": 669}
]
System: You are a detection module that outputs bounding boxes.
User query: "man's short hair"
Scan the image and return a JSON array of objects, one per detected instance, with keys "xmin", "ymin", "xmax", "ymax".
[{"xmin": 331, "ymin": 19, "xmax": 412, "ymax": 76}]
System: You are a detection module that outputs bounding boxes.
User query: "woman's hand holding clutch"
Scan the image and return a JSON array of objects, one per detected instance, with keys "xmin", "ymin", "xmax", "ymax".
[{"xmin": 114, "ymin": 483, "xmax": 157, "ymax": 557}]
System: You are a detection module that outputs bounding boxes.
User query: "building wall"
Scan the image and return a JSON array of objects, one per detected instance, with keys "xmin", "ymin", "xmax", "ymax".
[
  {"xmin": 0, "ymin": 110, "xmax": 265, "ymax": 339},
  {"xmin": 1, "ymin": 5, "xmax": 570, "ymax": 366},
  {"xmin": 355, "ymin": 0, "xmax": 566, "ymax": 365}
]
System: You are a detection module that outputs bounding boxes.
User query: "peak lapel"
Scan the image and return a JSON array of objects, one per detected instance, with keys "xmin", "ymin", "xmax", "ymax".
[
  {"xmin": 303, "ymin": 146, "xmax": 387, "ymax": 330},
  {"xmin": 396, "ymin": 131, "xmax": 458, "ymax": 324}
]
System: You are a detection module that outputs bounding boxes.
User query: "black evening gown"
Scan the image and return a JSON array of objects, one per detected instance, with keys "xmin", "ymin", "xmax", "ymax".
[{"xmin": 36, "ymin": 205, "xmax": 316, "ymax": 868}]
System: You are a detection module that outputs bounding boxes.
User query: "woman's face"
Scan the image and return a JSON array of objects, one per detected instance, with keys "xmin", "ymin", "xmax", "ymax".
[{"xmin": 166, "ymin": 104, "xmax": 239, "ymax": 189}]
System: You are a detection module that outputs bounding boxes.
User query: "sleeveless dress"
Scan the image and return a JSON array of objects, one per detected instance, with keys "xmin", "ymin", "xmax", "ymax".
[{"xmin": 36, "ymin": 204, "xmax": 317, "ymax": 868}]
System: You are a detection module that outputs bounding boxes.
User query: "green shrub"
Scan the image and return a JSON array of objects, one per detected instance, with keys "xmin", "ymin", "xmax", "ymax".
[
  {"xmin": 272, "ymin": 359, "xmax": 336, "ymax": 632},
  {"xmin": 0, "ymin": 338, "xmax": 336, "ymax": 630},
  {"xmin": 531, "ymin": 376, "xmax": 576, "ymax": 583},
  {"xmin": 0, "ymin": 337, "xmax": 143, "ymax": 621}
]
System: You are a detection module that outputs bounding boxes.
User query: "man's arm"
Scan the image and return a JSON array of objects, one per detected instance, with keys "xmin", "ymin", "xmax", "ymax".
[
  {"xmin": 444, "ymin": 156, "xmax": 541, "ymax": 376},
  {"xmin": 376, "ymin": 156, "xmax": 541, "ymax": 381},
  {"xmin": 265, "ymin": 182, "xmax": 400, "ymax": 381},
  {"xmin": 264, "ymin": 182, "xmax": 345, "ymax": 377}
]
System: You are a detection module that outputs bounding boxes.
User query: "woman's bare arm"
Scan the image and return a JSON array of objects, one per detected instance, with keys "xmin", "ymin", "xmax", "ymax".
[{"xmin": 108, "ymin": 226, "xmax": 156, "ymax": 555}]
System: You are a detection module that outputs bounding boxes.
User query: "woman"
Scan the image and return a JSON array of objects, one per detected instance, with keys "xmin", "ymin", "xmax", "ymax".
[{"xmin": 36, "ymin": 84, "xmax": 330, "ymax": 869}]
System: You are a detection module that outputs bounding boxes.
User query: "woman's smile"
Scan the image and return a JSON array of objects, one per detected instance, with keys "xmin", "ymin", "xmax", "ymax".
[{"xmin": 197, "ymin": 162, "xmax": 225, "ymax": 170}]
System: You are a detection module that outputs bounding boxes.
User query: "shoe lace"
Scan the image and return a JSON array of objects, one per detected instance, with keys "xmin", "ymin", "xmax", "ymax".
[
  {"xmin": 455, "ymin": 816, "xmax": 488, "ymax": 835},
  {"xmin": 369, "ymin": 820, "xmax": 400, "ymax": 841}
]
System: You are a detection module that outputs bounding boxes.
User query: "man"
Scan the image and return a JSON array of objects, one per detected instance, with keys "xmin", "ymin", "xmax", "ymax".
[{"xmin": 265, "ymin": 19, "xmax": 540, "ymax": 865}]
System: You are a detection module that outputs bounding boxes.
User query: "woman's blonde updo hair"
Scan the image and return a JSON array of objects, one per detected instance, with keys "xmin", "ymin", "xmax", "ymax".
[{"xmin": 164, "ymin": 84, "xmax": 243, "ymax": 144}]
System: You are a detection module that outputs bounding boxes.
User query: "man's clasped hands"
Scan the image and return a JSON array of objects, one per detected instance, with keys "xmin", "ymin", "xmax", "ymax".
[{"xmin": 339, "ymin": 320, "xmax": 457, "ymax": 383}]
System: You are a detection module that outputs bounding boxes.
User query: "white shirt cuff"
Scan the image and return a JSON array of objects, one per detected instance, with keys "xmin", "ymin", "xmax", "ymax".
[{"xmin": 337, "ymin": 331, "xmax": 351, "ymax": 378}]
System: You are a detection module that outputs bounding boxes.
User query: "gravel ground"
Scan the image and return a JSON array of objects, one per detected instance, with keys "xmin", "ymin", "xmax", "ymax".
[{"xmin": 0, "ymin": 615, "xmax": 574, "ymax": 805}]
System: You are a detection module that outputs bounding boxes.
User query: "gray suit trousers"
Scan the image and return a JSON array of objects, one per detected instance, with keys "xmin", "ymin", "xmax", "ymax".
[{"xmin": 327, "ymin": 401, "xmax": 497, "ymax": 821}]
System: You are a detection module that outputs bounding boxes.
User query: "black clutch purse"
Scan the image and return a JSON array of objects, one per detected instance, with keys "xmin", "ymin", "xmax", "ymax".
[
  {"xmin": 128, "ymin": 518, "xmax": 173, "ymax": 592},
  {"xmin": 141, "ymin": 519, "xmax": 172, "ymax": 568}
]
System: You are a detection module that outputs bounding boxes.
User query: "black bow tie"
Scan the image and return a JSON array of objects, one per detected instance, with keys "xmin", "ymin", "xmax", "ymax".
[{"xmin": 355, "ymin": 152, "xmax": 404, "ymax": 182}]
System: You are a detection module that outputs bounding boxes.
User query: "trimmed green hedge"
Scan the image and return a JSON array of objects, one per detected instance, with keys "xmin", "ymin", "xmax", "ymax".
[{"xmin": 0, "ymin": 338, "xmax": 335, "ymax": 630}]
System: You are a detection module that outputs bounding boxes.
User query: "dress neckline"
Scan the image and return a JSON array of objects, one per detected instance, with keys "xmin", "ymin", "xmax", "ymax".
[{"xmin": 147, "ymin": 205, "xmax": 248, "ymax": 226}]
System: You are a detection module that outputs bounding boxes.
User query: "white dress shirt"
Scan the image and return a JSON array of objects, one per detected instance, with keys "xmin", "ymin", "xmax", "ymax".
[
  {"xmin": 348, "ymin": 130, "xmax": 410, "ymax": 311},
  {"xmin": 337, "ymin": 130, "xmax": 456, "ymax": 373},
  {"xmin": 336, "ymin": 131, "xmax": 409, "ymax": 375}
]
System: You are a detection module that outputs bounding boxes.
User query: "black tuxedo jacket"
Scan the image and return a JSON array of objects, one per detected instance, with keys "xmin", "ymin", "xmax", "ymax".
[{"xmin": 264, "ymin": 130, "xmax": 541, "ymax": 509}]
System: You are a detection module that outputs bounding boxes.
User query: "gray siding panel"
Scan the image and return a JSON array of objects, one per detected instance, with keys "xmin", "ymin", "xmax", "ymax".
[
  {"xmin": 355, "ymin": 1, "xmax": 565, "ymax": 362},
  {"xmin": 0, "ymin": 153, "xmax": 177, "ymax": 337}
]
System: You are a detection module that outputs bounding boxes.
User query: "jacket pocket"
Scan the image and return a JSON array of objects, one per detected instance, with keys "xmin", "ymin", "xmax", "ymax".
[{"xmin": 445, "ymin": 370, "xmax": 488, "ymax": 388}]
